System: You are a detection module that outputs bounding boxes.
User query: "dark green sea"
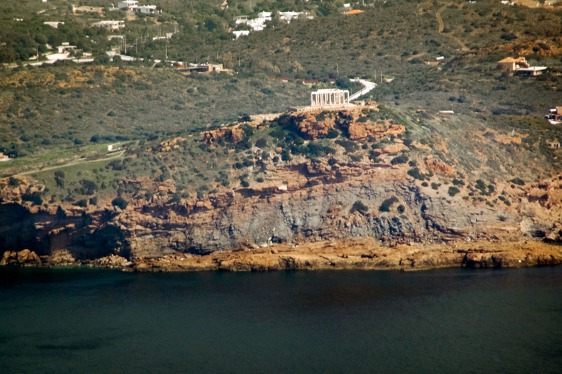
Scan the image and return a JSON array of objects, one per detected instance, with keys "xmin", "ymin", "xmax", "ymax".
[{"xmin": 1, "ymin": 267, "xmax": 561, "ymax": 373}]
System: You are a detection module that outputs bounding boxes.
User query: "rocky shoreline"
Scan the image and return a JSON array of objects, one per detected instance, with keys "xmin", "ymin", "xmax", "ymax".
[{"xmin": 2, "ymin": 239, "xmax": 561, "ymax": 273}]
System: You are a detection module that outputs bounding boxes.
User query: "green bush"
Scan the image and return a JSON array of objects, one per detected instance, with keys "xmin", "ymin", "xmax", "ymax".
[
  {"xmin": 510, "ymin": 177, "xmax": 525, "ymax": 186},
  {"xmin": 452, "ymin": 178, "xmax": 465, "ymax": 186},
  {"xmin": 408, "ymin": 168, "xmax": 425, "ymax": 180},
  {"xmin": 379, "ymin": 196, "xmax": 399, "ymax": 212},
  {"xmin": 352, "ymin": 200, "xmax": 369, "ymax": 214},
  {"xmin": 111, "ymin": 196, "xmax": 128, "ymax": 210},
  {"xmin": 335, "ymin": 139, "xmax": 359, "ymax": 153},
  {"xmin": 22, "ymin": 192, "xmax": 43, "ymax": 205},
  {"xmin": 448, "ymin": 186, "xmax": 461, "ymax": 197},
  {"xmin": 255, "ymin": 138, "xmax": 268, "ymax": 148},
  {"xmin": 391, "ymin": 154, "xmax": 408, "ymax": 165}
]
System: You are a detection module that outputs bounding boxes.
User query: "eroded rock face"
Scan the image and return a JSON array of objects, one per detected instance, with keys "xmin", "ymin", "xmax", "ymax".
[{"xmin": 1, "ymin": 165, "xmax": 561, "ymax": 265}]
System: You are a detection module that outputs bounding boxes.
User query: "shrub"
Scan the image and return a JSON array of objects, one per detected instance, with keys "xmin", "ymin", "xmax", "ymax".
[
  {"xmin": 8, "ymin": 177, "xmax": 21, "ymax": 187},
  {"xmin": 111, "ymin": 196, "xmax": 128, "ymax": 210},
  {"xmin": 335, "ymin": 139, "xmax": 359, "ymax": 153},
  {"xmin": 255, "ymin": 138, "xmax": 268, "ymax": 148},
  {"xmin": 22, "ymin": 192, "xmax": 43, "ymax": 205},
  {"xmin": 408, "ymin": 168, "xmax": 425, "ymax": 180},
  {"xmin": 390, "ymin": 154, "xmax": 408, "ymax": 165},
  {"xmin": 352, "ymin": 200, "xmax": 369, "ymax": 214},
  {"xmin": 510, "ymin": 177, "xmax": 525, "ymax": 186},
  {"xmin": 448, "ymin": 186, "xmax": 461, "ymax": 197},
  {"xmin": 379, "ymin": 196, "xmax": 399, "ymax": 212},
  {"xmin": 79, "ymin": 179, "xmax": 98, "ymax": 195},
  {"xmin": 452, "ymin": 178, "xmax": 465, "ymax": 186}
]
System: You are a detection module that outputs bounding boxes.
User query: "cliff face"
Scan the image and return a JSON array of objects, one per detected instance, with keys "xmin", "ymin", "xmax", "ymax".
[
  {"xmin": 1, "ymin": 162, "xmax": 561, "ymax": 264},
  {"xmin": 1, "ymin": 107, "xmax": 561, "ymax": 265}
]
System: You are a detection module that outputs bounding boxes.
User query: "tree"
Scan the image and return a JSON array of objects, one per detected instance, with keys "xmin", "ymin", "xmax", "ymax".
[{"xmin": 111, "ymin": 196, "xmax": 128, "ymax": 210}]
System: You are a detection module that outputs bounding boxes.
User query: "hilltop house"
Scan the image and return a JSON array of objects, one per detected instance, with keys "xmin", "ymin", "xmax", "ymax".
[
  {"xmin": 118, "ymin": 0, "xmax": 138, "ymax": 11},
  {"xmin": 258, "ymin": 12, "xmax": 272, "ymax": 21},
  {"xmin": 498, "ymin": 57, "xmax": 547, "ymax": 76},
  {"xmin": 279, "ymin": 11, "xmax": 303, "ymax": 23},
  {"xmin": 175, "ymin": 63, "xmax": 233, "ymax": 75},
  {"xmin": 545, "ymin": 107, "xmax": 562, "ymax": 125},
  {"xmin": 137, "ymin": 5, "xmax": 159, "ymax": 15},
  {"xmin": 92, "ymin": 20, "xmax": 125, "ymax": 31},
  {"xmin": 233, "ymin": 30, "xmax": 250, "ymax": 39},
  {"xmin": 498, "ymin": 57, "xmax": 529, "ymax": 72}
]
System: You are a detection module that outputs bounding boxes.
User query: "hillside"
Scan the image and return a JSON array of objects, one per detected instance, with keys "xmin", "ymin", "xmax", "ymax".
[{"xmin": 0, "ymin": 0, "xmax": 562, "ymax": 270}]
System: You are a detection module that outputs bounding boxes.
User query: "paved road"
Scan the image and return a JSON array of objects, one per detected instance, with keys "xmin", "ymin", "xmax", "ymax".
[{"xmin": 349, "ymin": 79, "xmax": 377, "ymax": 101}]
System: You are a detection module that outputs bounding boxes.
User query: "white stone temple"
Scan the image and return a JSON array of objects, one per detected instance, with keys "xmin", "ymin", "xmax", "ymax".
[{"xmin": 310, "ymin": 89, "xmax": 350, "ymax": 107}]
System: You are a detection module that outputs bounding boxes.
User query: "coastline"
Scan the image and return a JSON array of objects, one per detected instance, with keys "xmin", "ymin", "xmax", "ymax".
[{"xmin": 3, "ymin": 238, "xmax": 562, "ymax": 272}]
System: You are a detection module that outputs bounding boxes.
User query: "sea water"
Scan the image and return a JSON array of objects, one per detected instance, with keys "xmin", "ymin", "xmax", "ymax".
[{"xmin": 1, "ymin": 267, "xmax": 561, "ymax": 373}]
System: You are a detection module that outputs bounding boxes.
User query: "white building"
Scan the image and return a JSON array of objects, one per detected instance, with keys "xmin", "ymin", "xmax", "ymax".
[
  {"xmin": 258, "ymin": 12, "xmax": 272, "ymax": 21},
  {"xmin": 92, "ymin": 20, "xmax": 125, "ymax": 31},
  {"xmin": 235, "ymin": 16, "xmax": 249, "ymax": 25},
  {"xmin": 118, "ymin": 0, "xmax": 138, "ymax": 11},
  {"xmin": 233, "ymin": 30, "xmax": 250, "ymax": 39},
  {"xmin": 279, "ymin": 11, "xmax": 303, "ymax": 23},
  {"xmin": 56, "ymin": 42, "xmax": 77, "ymax": 54},
  {"xmin": 310, "ymin": 89, "xmax": 350, "ymax": 107},
  {"xmin": 247, "ymin": 18, "xmax": 266, "ymax": 31},
  {"xmin": 137, "ymin": 5, "xmax": 158, "ymax": 15},
  {"xmin": 44, "ymin": 21, "xmax": 64, "ymax": 28}
]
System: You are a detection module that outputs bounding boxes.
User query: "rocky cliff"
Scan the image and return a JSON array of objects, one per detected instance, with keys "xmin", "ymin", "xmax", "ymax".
[{"xmin": 1, "ymin": 107, "xmax": 561, "ymax": 270}]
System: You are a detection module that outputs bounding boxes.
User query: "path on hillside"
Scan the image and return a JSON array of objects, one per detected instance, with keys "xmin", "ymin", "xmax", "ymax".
[
  {"xmin": 349, "ymin": 79, "xmax": 377, "ymax": 101},
  {"xmin": 14, "ymin": 150, "xmax": 126, "ymax": 177},
  {"xmin": 435, "ymin": 4, "xmax": 469, "ymax": 52}
]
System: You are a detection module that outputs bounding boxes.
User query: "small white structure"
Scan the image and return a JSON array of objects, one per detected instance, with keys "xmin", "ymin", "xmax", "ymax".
[
  {"xmin": 235, "ymin": 16, "xmax": 249, "ymax": 25},
  {"xmin": 258, "ymin": 12, "xmax": 272, "ymax": 21},
  {"xmin": 92, "ymin": 20, "xmax": 125, "ymax": 31},
  {"xmin": 44, "ymin": 21, "xmax": 64, "ymax": 28},
  {"xmin": 118, "ymin": 0, "xmax": 138, "ymax": 11},
  {"xmin": 279, "ymin": 11, "xmax": 303, "ymax": 23},
  {"xmin": 233, "ymin": 30, "xmax": 250, "ymax": 39},
  {"xmin": 514, "ymin": 66, "xmax": 548, "ymax": 77},
  {"xmin": 310, "ymin": 89, "xmax": 350, "ymax": 107},
  {"xmin": 57, "ymin": 42, "xmax": 77, "ymax": 54},
  {"xmin": 247, "ymin": 18, "xmax": 266, "ymax": 31},
  {"xmin": 137, "ymin": 5, "xmax": 158, "ymax": 15}
]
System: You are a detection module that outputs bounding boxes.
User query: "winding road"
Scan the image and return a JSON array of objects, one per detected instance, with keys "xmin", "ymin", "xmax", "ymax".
[{"xmin": 349, "ymin": 79, "xmax": 377, "ymax": 101}]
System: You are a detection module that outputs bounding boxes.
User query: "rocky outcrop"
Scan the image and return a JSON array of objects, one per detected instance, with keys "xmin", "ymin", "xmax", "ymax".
[
  {"xmin": 424, "ymin": 156, "xmax": 456, "ymax": 175},
  {"xmin": 1, "ymin": 249, "xmax": 42, "ymax": 266},
  {"xmin": 202, "ymin": 126, "xmax": 245, "ymax": 144}
]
